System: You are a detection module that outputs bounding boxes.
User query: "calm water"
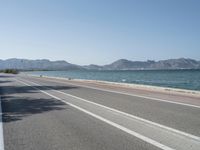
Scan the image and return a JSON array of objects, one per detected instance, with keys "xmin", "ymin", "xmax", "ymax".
[{"xmin": 25, "ymin": 70, "xmax": 200, "ymax": 91}]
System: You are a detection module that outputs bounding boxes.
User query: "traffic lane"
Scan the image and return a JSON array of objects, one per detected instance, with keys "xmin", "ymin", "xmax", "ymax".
[
  {"xmin": 20, "ymin": 75, "xmax": 200, "ymax": 137},
  {"xmin": 23, "ymin": 74, "xmax": 200, "ymax": 106},
  {"xmin": 1, "ymin": 76, "xmax": 160, "ymax": 150}
]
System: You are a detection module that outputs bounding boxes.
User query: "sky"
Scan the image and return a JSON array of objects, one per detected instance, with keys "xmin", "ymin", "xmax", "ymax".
[{"xmin": 0, "ymin": 0, "xmax": 200, "ymax": 65}]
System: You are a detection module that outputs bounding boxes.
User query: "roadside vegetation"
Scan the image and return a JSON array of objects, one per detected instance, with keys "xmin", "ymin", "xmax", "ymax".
[{"xmin": 0, "ymin": 69, "xmax": 19, "ymax": 74}]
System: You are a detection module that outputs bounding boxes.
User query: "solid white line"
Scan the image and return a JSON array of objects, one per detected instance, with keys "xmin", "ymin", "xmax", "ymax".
[
  {"xmin": 33, "ymin": 76, "xmax": 200, "ymax": 109},
  {"xmin": 0, "ymin": 96, "xmax": 5, "ymax": 150},
  {"xmin": 66, "ymin": 102, "xmax": 174, "ymax": 150},
  {"xmin": 16, "ymin": 80, "xmax": 62, "ymax": 100},
  {"xmin": 18, "ymin": 78, "xmax": 200, "ymax": 141},
  {"xmin": 15, "ymin": 78, "xmax": 175, "ymax": 150}
]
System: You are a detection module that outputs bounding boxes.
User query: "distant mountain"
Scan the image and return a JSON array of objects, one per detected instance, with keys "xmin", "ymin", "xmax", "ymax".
[
  {"xmin": 153, "ymin": 58, "xmax": 200, "ymax": 69},
  {"xmin": 102, "ymin": 59, "xmax": 155, "ymax": 70},
  {"xmin": 0, "ymin": 58, "xmax": 199, "ymax": 70},
  {"xmin": 84, "ymin": 58, "xmax": 200, "ymax": 70},
  {"xmin": 0, "ymin": 58, "xmax": 81, "ymax": 70},
  {"xmin": 83, "ymin": 64, "xmax": 103, "ymax": 70}
]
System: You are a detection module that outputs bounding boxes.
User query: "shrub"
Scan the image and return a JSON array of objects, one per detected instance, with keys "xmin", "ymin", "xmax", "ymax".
[{"xmin": 3, "ymin": 69, "xmax": 19, "ymax": 74}]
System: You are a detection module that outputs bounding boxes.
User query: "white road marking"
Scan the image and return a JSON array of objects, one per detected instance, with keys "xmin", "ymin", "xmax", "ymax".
[
  {"xmin": 0, "ymin": 96, "xmax": 5, "ymax": 150},
  {"xmin": 17, "ymin": 80, "xmax": 62, "ymax": 100},
  {"xmin": 20, "ymin": 78, "xmax": 200, "ymax": 142},
  {"xmin": 15, "ymin": 78, "xmax": 175, "ymax": 150},
  {"xmin": 32, "ymin": 75, "xmax": 200, "ymax": 109}
]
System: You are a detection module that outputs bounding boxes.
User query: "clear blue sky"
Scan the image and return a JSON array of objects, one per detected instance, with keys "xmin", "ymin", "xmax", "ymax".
[{"xmin": 0, "ymin": 0, "xmax": 200, "ymax": 65}]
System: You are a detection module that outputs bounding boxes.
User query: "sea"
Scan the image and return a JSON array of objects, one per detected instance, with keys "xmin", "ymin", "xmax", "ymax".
[{"xmin": 24, "ymin": 69, "xmax": 200, "ymax": 91}]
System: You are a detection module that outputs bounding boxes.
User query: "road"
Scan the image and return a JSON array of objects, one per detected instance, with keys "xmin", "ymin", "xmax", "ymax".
[{"xmin": 0, "ymin": 74, "xmax": 200, "ymax": 150}]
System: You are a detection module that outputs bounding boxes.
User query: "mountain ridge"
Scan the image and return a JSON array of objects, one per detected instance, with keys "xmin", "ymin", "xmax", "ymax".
[
  {"xmin": 0, "ymin": 58, "xmax": 81, "ymax": 70},
  {"xmin": 0, "ymin": 58, "xmax": 200, "ymax": 70},
  {"xmin": 85, "ymin": 58, "xmax": 200, "ymax": 70}
]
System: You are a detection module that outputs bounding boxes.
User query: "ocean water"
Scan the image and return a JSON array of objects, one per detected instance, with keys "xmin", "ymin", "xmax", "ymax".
[{"xmin": 25, "ymin": 70, "xmax": 200, "ymax": 91}]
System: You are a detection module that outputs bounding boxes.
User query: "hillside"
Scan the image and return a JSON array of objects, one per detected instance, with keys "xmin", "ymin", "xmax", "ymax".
[
  {"xmin": 0, "ymin": 58, "xmax": 81, "ymax": 70},
  {"xmin": 0, "ymin": 58, "xmax": 199, "ymax": 70},
  {"xmin": 85, "ymin": 58, "xmax": 200, "ymax": 70}
]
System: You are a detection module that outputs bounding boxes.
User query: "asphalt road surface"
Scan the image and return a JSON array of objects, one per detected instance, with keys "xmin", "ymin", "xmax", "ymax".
[{"xmin": 0, "ymin": 73, "xmax": 200, "ymax": 150}]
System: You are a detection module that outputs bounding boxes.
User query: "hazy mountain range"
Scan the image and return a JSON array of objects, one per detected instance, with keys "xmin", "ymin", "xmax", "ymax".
[
  {"xmin": 85, "ymin": 58, "xmax": 200, "ymax": 70},
  {"xmin": 0, "ymin": 58, "xmax": 200, "ymax": 70},
  {"xmin": 0, "ymin": 59, "xmax": 81, "ymax": 70}
]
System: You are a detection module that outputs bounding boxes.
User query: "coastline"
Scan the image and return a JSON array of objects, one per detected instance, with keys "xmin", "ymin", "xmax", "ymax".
[{"xmin": 22, "ymin": 73, "xmax": 200, "ymax": 98}]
